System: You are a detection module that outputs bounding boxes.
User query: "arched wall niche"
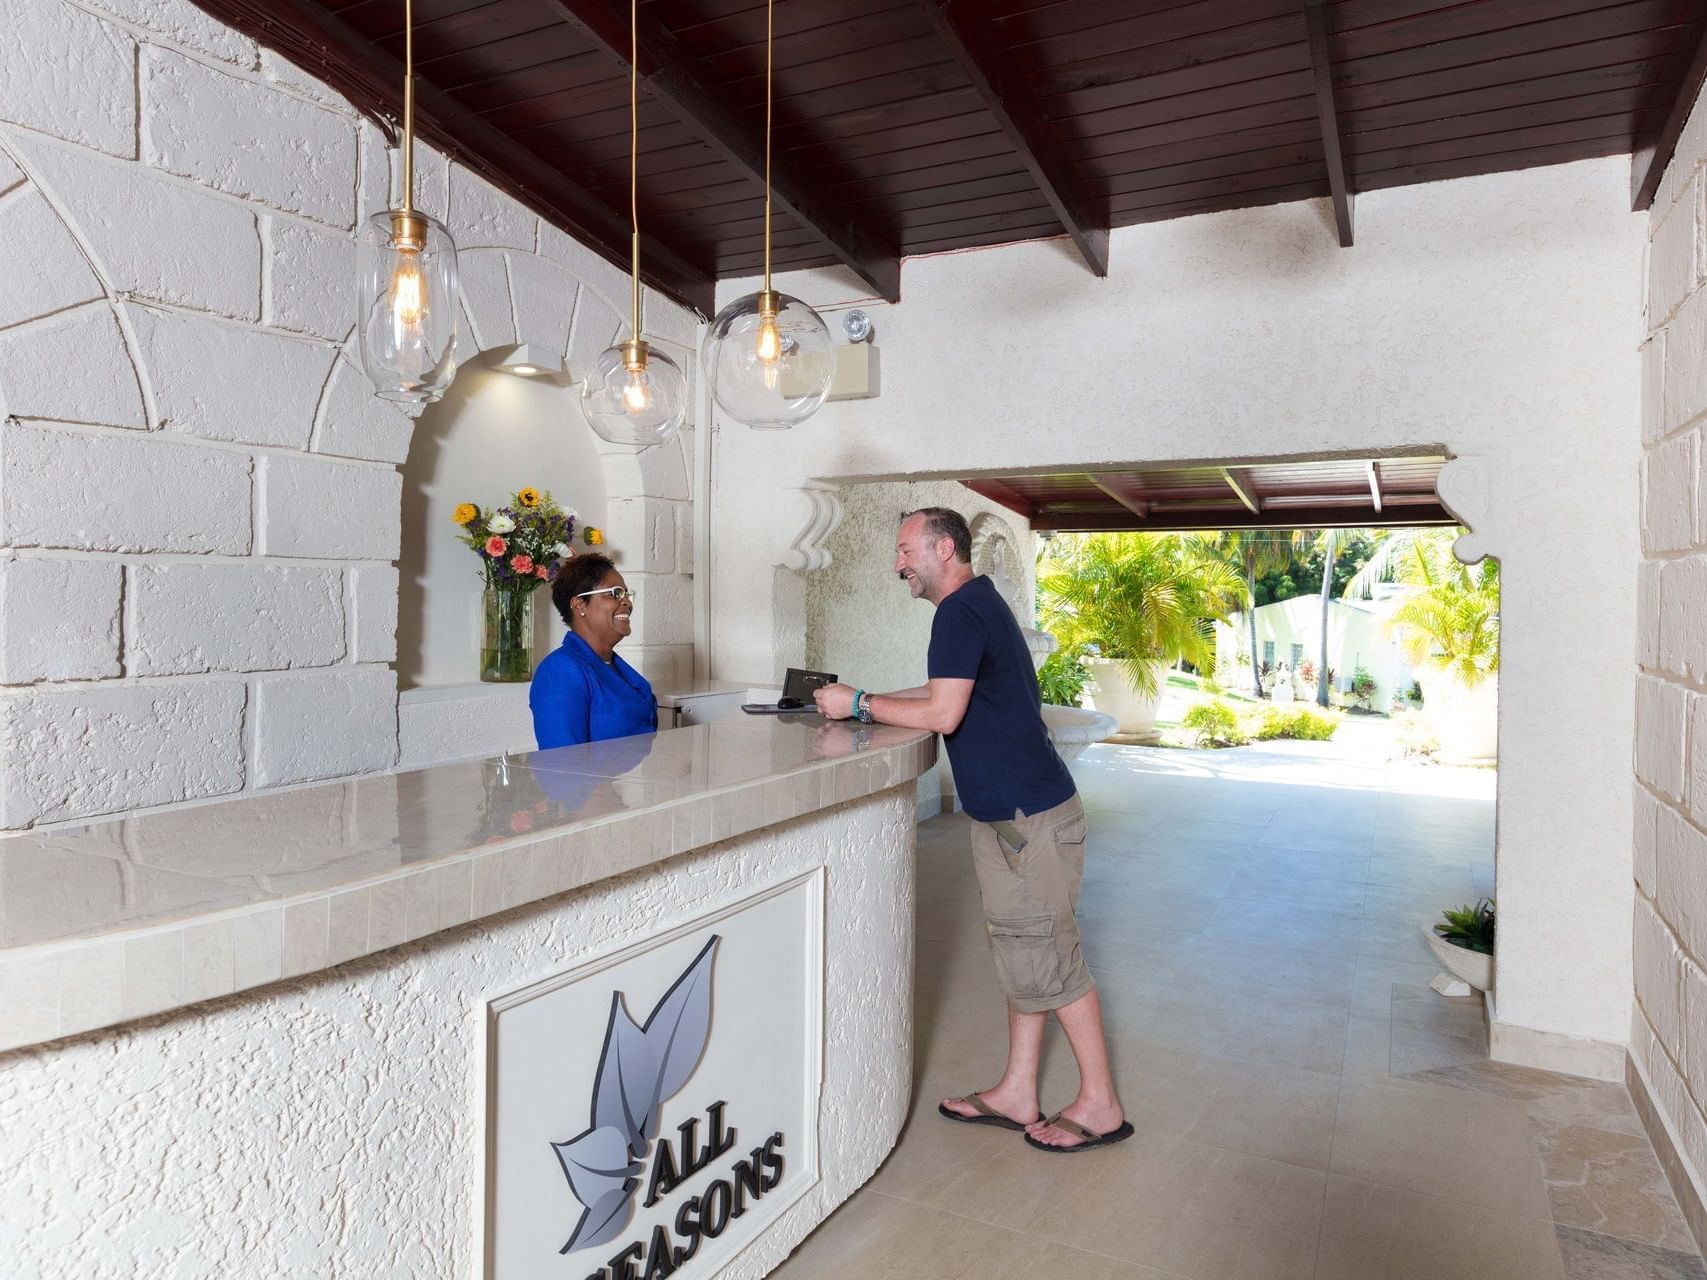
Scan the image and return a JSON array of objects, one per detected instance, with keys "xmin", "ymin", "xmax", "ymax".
[{"xmin": 394, "ymin": 274, "xmax": 700, "ymax": 766}]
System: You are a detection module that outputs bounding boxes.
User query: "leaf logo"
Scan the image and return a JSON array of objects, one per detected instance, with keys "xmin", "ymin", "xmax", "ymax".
[{"xmin": 551, "ymin": 936, "xmax": 720, "ymax": 1255}]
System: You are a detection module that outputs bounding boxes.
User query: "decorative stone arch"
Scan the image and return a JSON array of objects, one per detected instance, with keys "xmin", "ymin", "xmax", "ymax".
[
  {"xmin": 385, "ymin": 217, "xmax": 703, "ymax": 765},
  {"xmin": 969, "ymin": 511, "xmax": 1029, "ymax": 619}
]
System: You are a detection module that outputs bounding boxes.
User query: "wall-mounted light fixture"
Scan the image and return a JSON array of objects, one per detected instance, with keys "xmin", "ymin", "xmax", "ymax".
[{"xmin": 491, "ymin": 344, "xmax": 570, "ymax": 383}]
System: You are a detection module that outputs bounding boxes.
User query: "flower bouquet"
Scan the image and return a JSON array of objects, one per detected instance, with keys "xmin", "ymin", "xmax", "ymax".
[{"xmin": 454, "ymin": 487, "xmax": 574, "ymax": 682}]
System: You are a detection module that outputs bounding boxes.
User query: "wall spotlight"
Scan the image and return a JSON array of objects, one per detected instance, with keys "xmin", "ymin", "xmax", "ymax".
[{"xmin": 492, "ymin": 344, "xmax": 571, "ymax": 383}]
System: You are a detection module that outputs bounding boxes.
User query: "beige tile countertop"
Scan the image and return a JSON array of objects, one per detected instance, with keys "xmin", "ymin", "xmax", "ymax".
[{"xmin": 0, "ymin": 714, "xmax": 935, "ymax": 1054}]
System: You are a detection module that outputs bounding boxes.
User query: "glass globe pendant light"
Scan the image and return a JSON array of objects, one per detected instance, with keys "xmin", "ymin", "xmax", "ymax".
[
  {"xmin": 580, "ymin": 0, "xmax": 688, "ymax": 448},
  {"xmin": 357, "ymin": 0, "xmax": 459, "ymax": 404},
  {"xmin": 700, "ymin": 0, "xmax": 834, "ymax": 430}
]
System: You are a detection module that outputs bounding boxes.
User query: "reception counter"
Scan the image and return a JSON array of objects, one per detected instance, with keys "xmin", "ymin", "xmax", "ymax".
[{"xmin": 0, "ymin": 714, "xmax": 936, "ymax": 1278}]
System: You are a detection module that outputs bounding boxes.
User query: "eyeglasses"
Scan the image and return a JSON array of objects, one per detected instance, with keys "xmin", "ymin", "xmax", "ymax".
[{"xmin": 574, "ymin": 585, "xmax": 634, "ymax": 602}]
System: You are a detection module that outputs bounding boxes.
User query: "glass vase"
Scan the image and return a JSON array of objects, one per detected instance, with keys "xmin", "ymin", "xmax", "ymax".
[{"xmin": 481, "ymin": 583, "xmax": 534, "ymax": 683}]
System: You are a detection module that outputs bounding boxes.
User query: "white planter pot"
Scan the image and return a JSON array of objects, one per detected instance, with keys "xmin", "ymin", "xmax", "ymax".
[
  {"xmin": 1082, "ymin": 658, "xmax": 1164, "ymax": 737},
  {"xmin": 1040, "ymin": 703, "xmax": 1118, "ymax": 765},
  {"xmin": 1423, "ymin": 925, "xmax": 1493, "ymax": 992},
  {"xmin": 1418, "ymin": 672, "xmax": 1497, "ymax": 763}
]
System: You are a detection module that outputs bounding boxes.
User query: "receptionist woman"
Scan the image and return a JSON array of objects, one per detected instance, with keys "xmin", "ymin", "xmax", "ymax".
[{"xmin": 529, "ymin": 553, "xmax": 658, "ymax": 749}]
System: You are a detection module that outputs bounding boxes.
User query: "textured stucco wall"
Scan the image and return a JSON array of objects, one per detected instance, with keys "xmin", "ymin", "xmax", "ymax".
[
  {"xmin": 804, "ymin": 480, "xmax": 1035, "ymax": 694},
  {"xmin": 803, "ymin": 482, "xmax": 1035, "ymax": 817},
  {"xmin": 1633, "ymin": 77, "xmax": 1707, "ymax": 1213},
  {"xmin": 709, "ymin": 160, "xmax": 1644, "ymax": 1058},
  {"xmin": 0, "ymin": 0, "xmax": 698, "ymax": 829},
  {"xmin": 0, "ymin": 785, "xmax": 916, "ymax": 1279}
]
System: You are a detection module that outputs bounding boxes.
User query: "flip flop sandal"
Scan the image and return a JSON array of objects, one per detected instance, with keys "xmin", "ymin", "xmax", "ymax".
[
  {"xmin": 1023, "ymin": 1112, "xmax": 1136, "ymax": 1153},
  {"xmin": 937, "ymin": 1093, "xmax": 1030, "ymax": 1132}
]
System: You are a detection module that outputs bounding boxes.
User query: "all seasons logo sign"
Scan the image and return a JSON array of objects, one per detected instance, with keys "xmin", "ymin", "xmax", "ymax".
[{"xmin": 551, "ymin": 937, "xmax": 789, "ymax": 1279}]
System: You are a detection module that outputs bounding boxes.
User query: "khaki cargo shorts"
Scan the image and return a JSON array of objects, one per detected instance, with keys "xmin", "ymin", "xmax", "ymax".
[{"xmin": 967, "ymin": 792, "xmax": 1095, "ymax": 1014}]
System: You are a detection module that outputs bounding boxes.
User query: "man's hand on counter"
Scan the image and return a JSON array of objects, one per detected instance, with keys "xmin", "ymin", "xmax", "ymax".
[{"xmin": 814, "ymin": 682, "xmax": 858, "ymax": 720}]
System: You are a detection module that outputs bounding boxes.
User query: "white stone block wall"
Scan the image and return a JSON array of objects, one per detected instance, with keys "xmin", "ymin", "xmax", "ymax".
[
  {"xmin": 0, "ymin": 0, "xmax": 699, "ymax": 829},
  {"xmin": 1638, "ymin": 75, "xmax": 1707, "ymax": 1220}
]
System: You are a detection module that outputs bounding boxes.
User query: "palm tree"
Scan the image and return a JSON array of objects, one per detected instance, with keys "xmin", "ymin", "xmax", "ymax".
[
  {"xmin": 1315, "ymin": 529, "xmax": 1339, "ymax": 707},
  {"xmin": 1202, "ymin": 530, "xmax": 1315, "ymax": 698},
  {"xmin": 1344, "ymin": 527, "xmax": 1500, "ymax": 688},
  {"xmin": 1039, "ymin": 533, "xmax": 1245, "ymax": 699}
]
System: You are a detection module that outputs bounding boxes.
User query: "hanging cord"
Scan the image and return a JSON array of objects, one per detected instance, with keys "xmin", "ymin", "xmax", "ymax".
[
  {"xmin": 763, "ymin": 0, "xmax": 773, "ymax": 295},
  {"xmin": 630, "ymin": 0, "xmax": 641, "ymax": 340},
  {"xmin": 401, "ymin": 0, "xmax": 414, "ymax": 213}
]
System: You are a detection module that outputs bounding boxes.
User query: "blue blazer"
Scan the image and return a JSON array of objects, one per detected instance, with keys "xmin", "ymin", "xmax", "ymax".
[{"xmin": 529, "ymin": 631, "xmax": 658, "ymax": 749}]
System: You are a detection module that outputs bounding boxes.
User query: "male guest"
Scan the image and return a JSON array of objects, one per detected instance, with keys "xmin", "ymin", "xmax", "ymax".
[{"xmin": 814, "ymin": 508, "xmax": 1131, "ymax": 1153}]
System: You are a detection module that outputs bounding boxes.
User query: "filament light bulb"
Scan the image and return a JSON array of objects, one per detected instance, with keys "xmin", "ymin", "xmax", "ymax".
[
  {"xmin": 755, "ymin": 314, "xmax": 781, "ymax": 363},
  {"xmin": 622, "ymin": 371, "xmax": 652, "ymax": 414},
  {"xmin": 388, "ymin": 251, "xmax": 426, "ymax": 331}
]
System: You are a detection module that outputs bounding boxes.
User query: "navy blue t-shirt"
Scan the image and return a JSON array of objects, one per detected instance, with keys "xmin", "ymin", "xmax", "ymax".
[{"xmin": 927, "ymin": 575, "xmax": 1075, "ymax": 822}]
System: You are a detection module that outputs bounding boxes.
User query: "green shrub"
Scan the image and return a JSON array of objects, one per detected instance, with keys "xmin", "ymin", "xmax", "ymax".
[
  {"xmin": 1181, "ymin": 699, "xmax": 1246, "ymax": 747},
  {"xmin": 1037, "ymin": 650, "xmax": 1089, "ymax": 707},
  {"xmin": 1251, "ymin": 706, "xmax": 1339, "ymax": 741},
  {"xmin": 1391, "ymin": 708, "xmax": 1437, "ymax": 758},
  {"xmin": 1350, "ymin": 664, "xmax": 1376, "ymax": 707}
]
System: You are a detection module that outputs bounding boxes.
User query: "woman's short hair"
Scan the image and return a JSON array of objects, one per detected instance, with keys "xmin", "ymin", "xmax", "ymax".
[{"xmin": 551, "ymin": 553, "xmax": 616, "ymax": 625}]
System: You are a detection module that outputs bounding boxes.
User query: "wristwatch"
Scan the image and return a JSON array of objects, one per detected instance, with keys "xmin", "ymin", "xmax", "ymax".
[{"xmin": 854, "ymin": 691, "xmax": 874, "ymax": 724}]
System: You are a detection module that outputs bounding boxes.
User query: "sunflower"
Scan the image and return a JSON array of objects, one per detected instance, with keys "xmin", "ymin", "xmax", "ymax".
[
  {"xmin": 516, "ymin": 487, "xmax": 541, "ymax": 509},
  {"xmin": 583, "ymin": 526, "xmax": 604, "ymax": 546},
  {"xmin": 452, "ymin": 503, "xmax": 479, "ymax": 526}
]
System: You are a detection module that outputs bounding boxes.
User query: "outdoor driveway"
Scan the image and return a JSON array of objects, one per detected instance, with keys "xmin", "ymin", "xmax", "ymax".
[{"xmin": 773, "ymin": 739, "xmax": 1702, "ymax": 1280}]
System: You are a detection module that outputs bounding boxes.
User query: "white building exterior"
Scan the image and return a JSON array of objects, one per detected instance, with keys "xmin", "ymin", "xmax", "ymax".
[{"xmin": 1215, "ymin": 590, "xmax": 1416, "ymax": 709}]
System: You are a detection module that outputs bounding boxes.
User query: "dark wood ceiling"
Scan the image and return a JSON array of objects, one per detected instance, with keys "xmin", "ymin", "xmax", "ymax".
[
  {"xmin": 963, "ymin": 456, "xmax": 1453, "ymax": 531},
  {"xmin": 198, "ymin": 0, "xmax": 1707, "ymax": 316}
]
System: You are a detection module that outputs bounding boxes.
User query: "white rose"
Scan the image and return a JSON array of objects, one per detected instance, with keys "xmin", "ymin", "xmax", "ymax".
[
  {"xmin": 552, "ymin": 542, "xmax": 571, "ymax": 558},
  {"xmin": 487, "ymin": 514, "xmax": 516, "ymax": 534}
]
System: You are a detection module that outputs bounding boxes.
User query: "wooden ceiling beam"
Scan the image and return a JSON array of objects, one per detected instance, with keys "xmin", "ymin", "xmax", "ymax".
[
  {"xmin": 190, "ymin": 0, "xmax": 717, "ymax": 316},
  {"xmin": 1301, "ymin": 0, "xmax": 1354, "ymax": 247},
  {"xmin": 1220, "ymin": 467, "xmax": 1262, "ymax": 514},
  {"xmin": 1087, "ymin": 474, "xmax": 1149, "ymax": 518},
  {"xmin": 1365, "ymin": 461, "xmax": 1384, "ymax": 513},
  {"xmin": 961, "ymin": 479, "xmax": 1038, "ymax": 522},
  {"xmin": 546, "ymin": 0, "xmax": 901, "ymax": 302},
  {"xmin": 1632, "ymin": 10, "xmax": 1707, "ymax": 210},
  {"xmin": 1031, "ymin": 503, "xmax": 1455, "ymax": 533},
  {"xmin": 922, "ymin": 0, "xmax": 1110, "ymax": 277}
]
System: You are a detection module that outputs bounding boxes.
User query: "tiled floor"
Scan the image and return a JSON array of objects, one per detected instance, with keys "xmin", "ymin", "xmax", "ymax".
[{"xmin": 773, "ymin": 738, "xmax": 1706, "ymax": 1280}]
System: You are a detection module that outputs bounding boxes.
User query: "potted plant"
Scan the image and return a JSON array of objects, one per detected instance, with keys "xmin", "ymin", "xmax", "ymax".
[
  {"xmin": 1349, "ymin": 664, "xmax": 1376, "ymax": 710},
  {"xmin": 1036, "ymin": 648, "xmax": 1090, "ymax": 707},
  {"xmin": 1422, "ymin": 898, "xmax": 1494, "ymax": 994},
  {"xmin": 1347, "ymin": 529, "xmax": 1497, "ymax": 760},
  {"xmin": 1039, "ymin": 534, "xmax": 1243, "ymax": 737}
]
